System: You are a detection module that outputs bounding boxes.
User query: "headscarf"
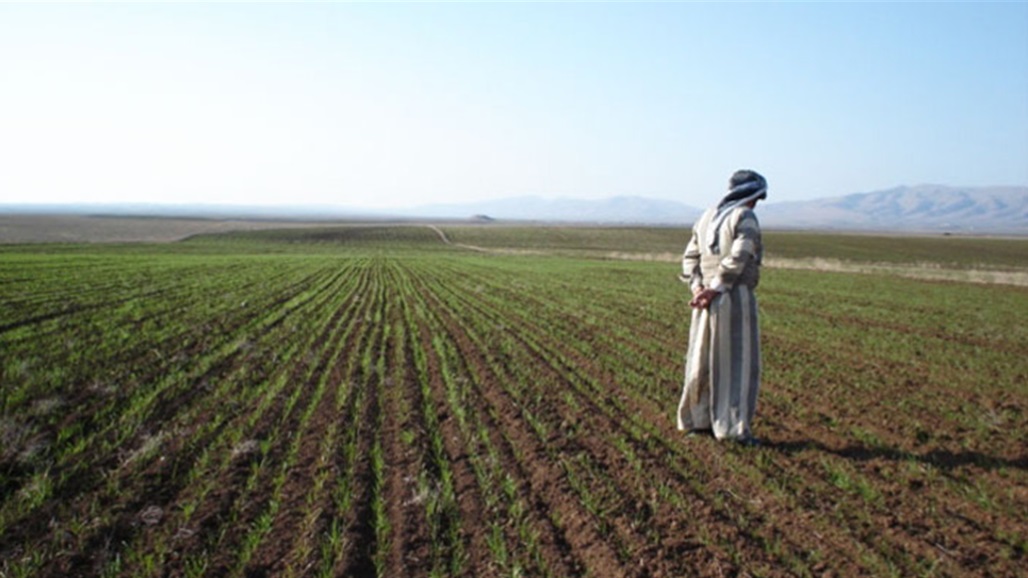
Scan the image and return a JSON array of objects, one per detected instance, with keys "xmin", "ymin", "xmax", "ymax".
[{"xmin": 707, "ymin": 169, "xmax": 767, "ymax": 251}]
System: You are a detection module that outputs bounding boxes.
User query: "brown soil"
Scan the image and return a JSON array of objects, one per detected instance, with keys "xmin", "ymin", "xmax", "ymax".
[{"xmin": 2, "ymin": 258, "xmax": 1024, "ymax": 578}]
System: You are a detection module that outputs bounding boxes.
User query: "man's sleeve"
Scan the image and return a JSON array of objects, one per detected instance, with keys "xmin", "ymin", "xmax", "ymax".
[
  {"xmin": 682, "ymin": 228, "xmax": 703, "ymax": 293},
  {"xmin": 710, "ymin": 209, "xmax": 760, "ymax": 292}
]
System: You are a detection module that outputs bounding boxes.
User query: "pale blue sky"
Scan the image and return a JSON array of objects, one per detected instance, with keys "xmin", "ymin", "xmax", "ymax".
[{"xmin": 1, "ymin": 2, "xmax": 1026, "ymax": 209}]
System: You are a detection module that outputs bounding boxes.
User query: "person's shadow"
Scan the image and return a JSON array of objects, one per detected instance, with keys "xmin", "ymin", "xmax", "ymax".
[{"xmin": 763, "ymin": 439, "xmax": 1027, "ymax": 472}]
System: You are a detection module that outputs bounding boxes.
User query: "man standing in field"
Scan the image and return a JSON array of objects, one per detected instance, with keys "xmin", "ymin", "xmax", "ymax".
[{"xmin": 677, "ymin": 169, "xmax": 766, "ymax": 446}]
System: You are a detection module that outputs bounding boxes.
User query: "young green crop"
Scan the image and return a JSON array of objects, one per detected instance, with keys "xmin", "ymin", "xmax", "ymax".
[{"xmin": 1, "ymin": 227, "xmax": 1025, "ymax": 577}]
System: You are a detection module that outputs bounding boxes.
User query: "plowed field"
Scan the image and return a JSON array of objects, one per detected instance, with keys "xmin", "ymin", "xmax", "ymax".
[{"xmin": 2, "ymin": 226, "xmax": 1026, "ymax": 577}]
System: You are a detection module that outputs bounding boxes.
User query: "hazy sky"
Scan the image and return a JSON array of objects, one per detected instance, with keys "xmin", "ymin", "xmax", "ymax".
[{"xmin": 2, "ymin": 2, "xmax": 1026, "ymax": 209}]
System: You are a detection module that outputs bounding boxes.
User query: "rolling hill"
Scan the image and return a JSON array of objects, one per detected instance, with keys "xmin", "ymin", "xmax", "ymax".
[
  {"xmin": 758, "ymin": 185, "xmax": 1028, "ymax": 233},
  {"xmin": 412, "ymin": 185, "xmax": 1027, "ymax": 233},
  {"xmin": 2, "ymin": 185, "xmax": 1025, "ymax": 234}
]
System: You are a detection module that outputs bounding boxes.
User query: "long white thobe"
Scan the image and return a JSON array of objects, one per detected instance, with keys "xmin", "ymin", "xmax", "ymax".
[{"xmin": 677, "ymin": 206, "xmax": 763, "ymax": 440}]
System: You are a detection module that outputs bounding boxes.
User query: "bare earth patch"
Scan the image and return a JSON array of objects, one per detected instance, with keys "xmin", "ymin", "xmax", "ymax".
[
  {"xmin": 594, "ymin": 251, "xmax": 1028, "ymax": 287},
  {"xmin": 0, "ymin": 215, "xmax": 343, "ymax": 244},
  {"xmin": 764, "ymin": 257, "xmax": 1028, "ymax": 287}
]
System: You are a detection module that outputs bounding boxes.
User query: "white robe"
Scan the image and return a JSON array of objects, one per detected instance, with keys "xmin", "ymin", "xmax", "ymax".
[{"xmin": 677, "ymin": 206, "xmax": 762, "ymax": 440}]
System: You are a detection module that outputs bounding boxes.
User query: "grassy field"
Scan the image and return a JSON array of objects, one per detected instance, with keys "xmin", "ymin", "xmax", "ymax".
[{"xmin": 1, "ymin": 225, "xmax": 1026, "ymax": 577}]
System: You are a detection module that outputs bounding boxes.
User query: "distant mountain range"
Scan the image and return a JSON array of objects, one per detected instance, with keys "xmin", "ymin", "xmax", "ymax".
[
  {"xmin": 757, "ymin": 185, "xmax": 1028, "ymax": 233},
  {"xmin": 409, "ymin": 185, "xmax": 1028, "ymax": 233},
  {"xmin": 405, "ymin": 195, "xmax": 701, "ymax": 225},
  {"xmin": 2, "ymin": 185, "xmax": 1025, "ymax": 234}
]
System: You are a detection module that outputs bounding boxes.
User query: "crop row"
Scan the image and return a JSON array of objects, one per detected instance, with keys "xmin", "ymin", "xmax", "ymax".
[{"xmin": 2, "ymin": 238, "xmax": 1025, "ymax": 577}]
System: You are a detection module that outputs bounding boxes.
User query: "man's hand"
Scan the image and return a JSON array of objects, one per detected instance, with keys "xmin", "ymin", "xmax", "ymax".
[{"xmin": 690, "ymin": 288, "xmax": 721, "ymax": 310}]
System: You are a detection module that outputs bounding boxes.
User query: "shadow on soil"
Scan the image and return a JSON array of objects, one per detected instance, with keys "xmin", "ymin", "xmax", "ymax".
[{"xmin": 765, "ymin": 440, "xmax": 1028, "ymax": 472}]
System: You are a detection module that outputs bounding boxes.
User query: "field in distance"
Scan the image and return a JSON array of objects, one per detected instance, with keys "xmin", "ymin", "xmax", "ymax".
[{"xmin": 1, "ymin": 225, "xmax": 1025, "ymax": 577}]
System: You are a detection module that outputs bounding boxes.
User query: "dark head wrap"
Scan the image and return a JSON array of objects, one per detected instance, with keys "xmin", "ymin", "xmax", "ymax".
[
  {"xmin": 707, "ymin": 169, "xmax": 767, "ymax": 251},
  {"xmin": 719, "ymin": 169, "xmax": 768, "ymax": 208}
]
